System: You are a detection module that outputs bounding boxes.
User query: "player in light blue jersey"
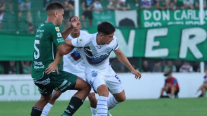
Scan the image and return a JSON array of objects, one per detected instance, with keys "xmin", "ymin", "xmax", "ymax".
[
  {"xmin": 65, "ymin": 21, "xmax": 142, "ymax": 116},
  {"xmin": 47, "ymin": 21, "xmax": 141, "ymax": 116}
]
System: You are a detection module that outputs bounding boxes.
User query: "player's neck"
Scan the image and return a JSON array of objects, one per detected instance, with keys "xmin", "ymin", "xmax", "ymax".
[
  {"xmin": 71, "ymin": 32, "xmax": 80, "ymax": 38},
  {"xmin": 46, "ymin": 18, "xmax": 56, "ymax": 26},
  {"xmin": 96, "ymin": 35, "xmax": 104, "ymax": 45}
]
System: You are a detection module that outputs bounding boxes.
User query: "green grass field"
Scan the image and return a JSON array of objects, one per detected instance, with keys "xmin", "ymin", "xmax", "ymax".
[{"xmin": 0, "ymin": 98, "xmax": 206, "ymax": 116}]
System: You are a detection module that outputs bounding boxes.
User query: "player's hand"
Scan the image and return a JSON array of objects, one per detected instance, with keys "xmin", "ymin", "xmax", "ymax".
[
  {"xmin": 45, "ymin": 62, "xmax": 59, "ymax": 74},
  {"xmin": 131, "ymin": 69, "xmax": 141, "ymax": 79},
  {"xmin": 70, "ymin": 16, "xmax": 80, "ymax": 28}
]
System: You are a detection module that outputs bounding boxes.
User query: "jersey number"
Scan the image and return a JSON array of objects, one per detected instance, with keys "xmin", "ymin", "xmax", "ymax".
[{"xmin": 34, "ymin": 40, "xmax": 40, "ymax": 59}]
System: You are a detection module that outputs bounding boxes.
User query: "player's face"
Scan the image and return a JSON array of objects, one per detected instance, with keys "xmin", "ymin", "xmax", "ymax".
[
  {"xmin": 56, "ymin": 9, "xmax": 64, "ymax": 26},
  {"xmin": 103, "ymin": 33, "xmax": 114, "ymax": 44},
  {"xmin": 73, "ymin": 22, "xmax": 82, "ymax": 33}
]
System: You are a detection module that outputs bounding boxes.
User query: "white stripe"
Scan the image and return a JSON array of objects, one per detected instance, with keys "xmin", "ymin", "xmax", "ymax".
[{"xmin": 52, "ymin": 42, "xmax": 54, "ymax": 60}]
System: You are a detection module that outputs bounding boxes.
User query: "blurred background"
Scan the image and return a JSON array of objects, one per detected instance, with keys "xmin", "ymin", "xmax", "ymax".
[{"xmin": 0, "ymin": 0, "xmax": 207, "ymax": 74}]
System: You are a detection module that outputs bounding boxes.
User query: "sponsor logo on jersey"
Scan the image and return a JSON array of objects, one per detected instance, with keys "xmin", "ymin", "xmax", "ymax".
[
  {"xmin": 96, "ymin": 45, "xmax": 103, "ymax": 49},
  {"xmin": 78, "ymin": 38, "xmax": 82, "ymax": 43},
  {"xmin": 55, "ymin": 27, "xmax": 60, "ymax": 32},
  {"xmin": 37, "ymin": 29, "xmax": 44, "ymax": 32},
  {"xmin": 105, "ymin": 47, "xmax": 112, "ymax": 54},
  {"xmin": 91, "ymin": 70, "xmax": 98, "ymax": 77},
  {"xmin": 57, "ymin": 38, "xmax": 64, "ymax": 43},
  {"xmin": 57, "ymin": 32, "xmax": 62, "ymax": 37},
  {"xmin": 35, "ymin": 33, "xmax": 43, "ymax": 39}
]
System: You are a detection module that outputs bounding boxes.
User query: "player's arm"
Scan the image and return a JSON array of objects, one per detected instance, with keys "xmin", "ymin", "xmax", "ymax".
[
  {"xmin": 45, "ymin": 44, "xmax": 74, "ymax": 74},
  {"xmin": 45, "ymin": 50, "xmax": 63, "ymax": 74},
  {"xmin": 61, "ymin": 27, "xmax": 74, "ymax": 40},
  {"xmin": 61, "ymin": 16, "xmax": 79, "ymax": 39},
  {"xmin": 65, "ymin": 35, "xmax": 89, "ymax": 47},
  {"xmin": 114, "ymin": 48, "xmax": 141, "ymax": 79}
]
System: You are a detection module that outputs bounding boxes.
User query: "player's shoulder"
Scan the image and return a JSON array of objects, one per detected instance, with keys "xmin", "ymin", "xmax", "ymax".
[
  {"xmin": 113, "ymin": 35, "xmax": 118, "ymax": 40},
  {"xmin": 108, "ymin": 35, "xmax": 118, "ymax": 46},
  {"xmin": 40, "ymin": 22, "xmax": 60, "ymax": 31},
  {"xmin": 80, "ymin": 30, "xmax": 89, "ymax": 36},
  {"xmin": 83, "ymin": 32, "xmax": 96, "ymax": 41}
]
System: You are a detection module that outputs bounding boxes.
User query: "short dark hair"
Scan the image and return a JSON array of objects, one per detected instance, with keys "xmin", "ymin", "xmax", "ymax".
[
  {"xmin": 164, "ymin": 71, "xmax": 172, "ymax": 77},
  {"xmin": 46, "ymin": 2, "xmax": 64, "ymax": 12},
  {"xmin": 97, "ymin": 22, "xmax": 115, "ymax": 35}
]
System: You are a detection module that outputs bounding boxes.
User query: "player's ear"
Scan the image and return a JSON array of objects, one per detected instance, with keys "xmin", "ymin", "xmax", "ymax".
[{"xmin": 54, "ymin": 11, "xmax": 57, "ymax": 17}]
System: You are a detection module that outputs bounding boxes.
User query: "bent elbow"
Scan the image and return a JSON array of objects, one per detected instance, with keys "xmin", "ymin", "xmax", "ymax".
[{"xmin": 59, "ymin": 49, "xmax": 67, "ymax": 55}]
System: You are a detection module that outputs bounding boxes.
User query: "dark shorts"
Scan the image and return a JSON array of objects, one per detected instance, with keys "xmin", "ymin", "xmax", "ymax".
[
  {"xmin": 82, "ymin": 11, "xmax": 93, "ymax": 20},
  {"xmin": 33, "ymin": 70, "xmax": 77, "ymax": 95},
  {"xmin": 167, "ymin": 89, "xmax": 179, "ymax": 95}
]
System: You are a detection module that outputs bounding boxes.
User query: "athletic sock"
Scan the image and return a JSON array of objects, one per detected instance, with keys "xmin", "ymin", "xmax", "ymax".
[
  {"xmin": 61, "ymin": 96, "xmax": 83, "ymax": 116},
  {"xmin": 97, "ymin": 96, "xmax": 108, "ymax": 116},
  {"xmin": 90, "ymin": 107, "xmax": 97, "ymax": 116},
  {"xmin": 30, "ymin": 107, "xmax": 42, "ymax": 116},
  {"xmin": 107, "ymin": 96, "xmax": 119, "ymax": 110},
  {"xmin": 41, "ymin": 103, "xmax": 53, "ymax": 116}
]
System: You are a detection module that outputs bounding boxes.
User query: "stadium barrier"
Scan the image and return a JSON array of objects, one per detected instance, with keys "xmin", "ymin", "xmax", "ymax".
[{"xmin": 0, "ymin": 73, "xmax": 204, "ymax": 101}]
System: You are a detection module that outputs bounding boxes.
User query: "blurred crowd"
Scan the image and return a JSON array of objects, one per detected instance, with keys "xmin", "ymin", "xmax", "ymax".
[
  {"xmin": 0, "ymin": 0, "xmax": 206, "ymax": 31},
  {"xmin": 110, "ymin": 58, "xmax": 203, "ymax": 73},
  {"xmin": 0, "ymin": 0, "xmax": 206, "ymax": 74},
  {"xmin": 0, "ymin": 61, "xmax": 31, "ymax": 74},
  {"xmin": 0, "ymin": 59, "xmax": 205, "ymax": 74}
]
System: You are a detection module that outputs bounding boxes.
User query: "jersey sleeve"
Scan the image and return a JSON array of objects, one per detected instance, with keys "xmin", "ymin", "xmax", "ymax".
[
  {"xmin": 52, "ymin": 26, "xmax": 65, "ymax": 46},
  {"xmin": 113, "ymin": 36, "xmax": 119, "ymax": 50},
  {"xmin": 173, "ymin": 79, "xmax": 178, "ymax": 85},
  {"xmin": 71, "ymin": 34, "xmax": 91, "ymax": 47}
]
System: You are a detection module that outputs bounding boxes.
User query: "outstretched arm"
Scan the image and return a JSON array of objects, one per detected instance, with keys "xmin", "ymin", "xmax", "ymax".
[
  {"xmin": 114, "ymin": 48, "xmax": 141, "ymax": 79},
  {"xmin": 61, "ymin": 16, "xmax": 80, "ymax": 39}
]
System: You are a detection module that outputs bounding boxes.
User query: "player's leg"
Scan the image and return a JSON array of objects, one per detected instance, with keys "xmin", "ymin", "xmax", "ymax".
[
  {"xmin": 86, "ymin": 70, "xmax": 109, "ymax": 116},
  {"xmin": 30, "ymin": 78, "xmax": 53, "ymax": 116},
  {"xmin": 42, "ymin": 76, "xmax": 90, "ymax": 116},
  {"xmin": 160, "ymin": 86, "xmax": 168, "ymax": 97},
  {"xmin": 31, "ymin": 94, "xmax": 51, "ymax": 116},
  {"xmin": 196, "ymin": 83, "xmax": 207, "ymax": 97},
  {"xmin": 160, "ymin": 87, "xmax": 165, "ymax": 97},
  {"xmin": 60, "ymin": 74, "xmax": 91, "ymax": 116},
  {"xmin": 106, "ymin": 74, "xmax": 125, "ymax": 112},
  {"xmin": 170, "ymin": 85, "xmax": 176, "ymax": 97},
  {"xmin": 41, "ymin": 91, "xmax": 61, "ymax": 116},
  {"xmin": 201, "ymin": 84, "xmax": 206, "ymax": 97},
  {"xmin": 88, "ymin": 91, "xmax": 98, "ymax": 116}
]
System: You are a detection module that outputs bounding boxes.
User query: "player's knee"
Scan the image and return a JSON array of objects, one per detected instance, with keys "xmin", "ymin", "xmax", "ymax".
[
  {"xmin": 83, "ymin": 82, "xmax": 91, "ymax": 93},
  {"xmin": 52, "ymin": 91, "xmax": 61, "ymax": 100},
  {"xmin": 116, "ymin": 96, "xmax": 126, "ymax": 102},
  {"xmin": 88, "ymin": 93, "xmax": 96, "ymax": 102},
  {"xmin": 40, "ymin": 95, "xmax": 51, "ymax": 103}
]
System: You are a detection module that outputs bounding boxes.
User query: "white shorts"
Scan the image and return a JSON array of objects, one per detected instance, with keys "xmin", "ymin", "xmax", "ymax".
[
  {"xmin": 85, "ymin": 66, "xmax": 124, "ymax": 94},
  {"xmin": 63, "ymin": 59, "xmax": 94, "ymax": 93}
]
